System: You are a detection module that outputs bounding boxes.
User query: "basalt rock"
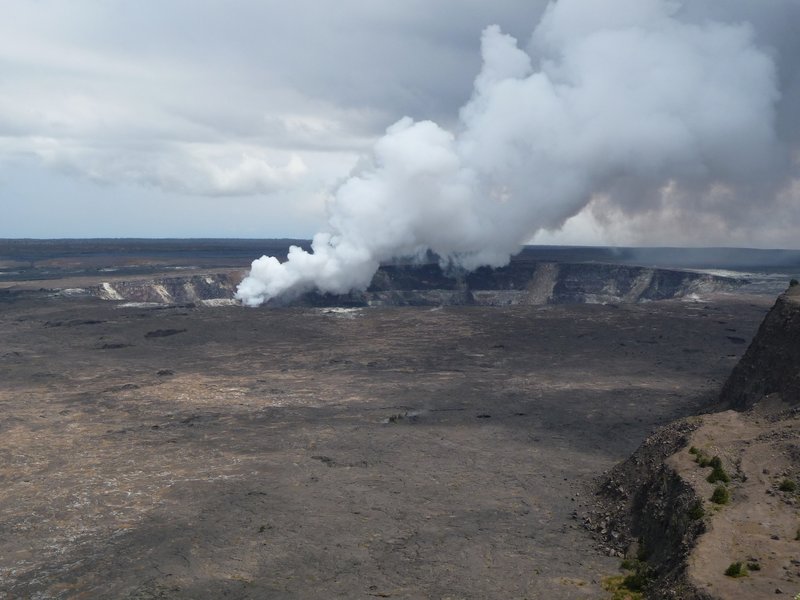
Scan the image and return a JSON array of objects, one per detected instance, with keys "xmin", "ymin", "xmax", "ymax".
[
  {"xmin": 588, "ymin": 419, "xmax": 712, "ymax": 599},
  {"xmin": 719, "ymin": 285, "xmax": 800, "ymax": 410}
]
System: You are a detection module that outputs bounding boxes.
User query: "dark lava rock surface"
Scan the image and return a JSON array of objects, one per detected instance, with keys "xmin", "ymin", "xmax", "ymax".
[
  {"xmin": 0, "ymin": 294, "xmax": 770, "ymax": 599},
  {"xmin": 719, "ymin": 284, "xmax": 800, "ymax": 410}
]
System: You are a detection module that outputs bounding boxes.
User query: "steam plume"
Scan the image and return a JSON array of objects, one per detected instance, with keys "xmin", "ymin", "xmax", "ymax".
[{"xmin": 236, "ymin": 0, "xmax": 780, "ymax": 307}]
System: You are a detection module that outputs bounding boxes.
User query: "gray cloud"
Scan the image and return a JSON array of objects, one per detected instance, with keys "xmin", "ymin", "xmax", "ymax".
[
  {"xmin": 0, "ymin": 0, "xmax": 798, "ymax": 249},
  {"xmin": 0, "ymin": 0, "xmax": 547, "ymax": 210}
]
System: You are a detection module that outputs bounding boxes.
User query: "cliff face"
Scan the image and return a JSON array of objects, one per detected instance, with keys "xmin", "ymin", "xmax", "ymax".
[
  {"xmin": 296, "ymin": 260, "xmax": 741, "ymax": 307},
  {"xmin": 587, "ymin": 420, "xmax": 712, "ymax": 600},
  {"xmin": 89, "ymin": 273, "xmax": 239, "ymax": 304},
  {"xmin": 719, "ymin": 285, "xmax": 800, "ymax": 410},
  {"xmin": 591, "ymin": 285, "xmax": 800, "ymax": 599},
  {"xmin": 56, "ymin": 260, "xmax": 741, "ymax": 307}
]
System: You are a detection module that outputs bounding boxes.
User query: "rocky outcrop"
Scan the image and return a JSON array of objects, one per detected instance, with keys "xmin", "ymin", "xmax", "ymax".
[
  {"xmin": 719, "ymin": 284, "xmax": 800, "ymax": 410},
  {"xmin": 591, "ymin": 284, "xmax": 800, "ymax": 599},
  {"xmin": 89, "ymin": 273, "xmax": 240, "ymax": 304},
  {"xmin": 587, "ymin": 419, "xmax": 712, "ymax": 600}
]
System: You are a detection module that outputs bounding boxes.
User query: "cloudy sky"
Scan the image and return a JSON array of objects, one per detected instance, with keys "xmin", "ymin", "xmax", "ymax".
[{"xmin": 1, "ymin": 0, "xmax": 799, "ymax": 248}]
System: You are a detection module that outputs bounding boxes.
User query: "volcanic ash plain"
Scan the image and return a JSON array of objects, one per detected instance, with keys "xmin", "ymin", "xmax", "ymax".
[{"xmin": 0, "ymin": 294, "xmax": 771, "ymax": 599}]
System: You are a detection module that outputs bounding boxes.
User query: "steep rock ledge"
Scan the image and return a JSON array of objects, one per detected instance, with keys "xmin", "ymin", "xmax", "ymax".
[
  {"xmin": 90, "ymin": 273, "xmax": 240, "ymax": 304},
  {"xmin": 587, "ymin": 419, "xmax": 712, "ymax": 600},
  {"xmin": 719, "ymin": 285, "xmax": 800, "ymax": 410},
  {"xmin": 591, "ymin": 287, "xmax": 800, "ymax": 599}
]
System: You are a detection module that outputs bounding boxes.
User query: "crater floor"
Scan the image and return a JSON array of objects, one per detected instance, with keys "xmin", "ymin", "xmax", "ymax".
[{"xmin": 0, "ymin": 294, "xmax": 770, "ymax": 599}]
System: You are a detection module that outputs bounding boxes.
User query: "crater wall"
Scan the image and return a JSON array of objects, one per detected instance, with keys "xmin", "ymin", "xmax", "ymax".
[
  {"xmin": 718, "ymin": 284, "xmax": 800, "ymax": 410},
  {"xmin": 28, "ymin": 260, "xmax": 743, "ymax": 306}
]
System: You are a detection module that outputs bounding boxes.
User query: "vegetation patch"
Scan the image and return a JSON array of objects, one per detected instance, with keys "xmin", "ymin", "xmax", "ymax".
[
  {"xmin": 693, "ymin": 452, "xmax": 732, "ymax": 483},
  {"xmin": 691, "ymin": 447, "xmax": 715, "ymax": 469},
  {"xmin": 602, "ymin": 575, "xmax": 644, "ymax": 600},
  {"xmin": 778, "ymin": 478, "xmax": 797, "ymax": 493},
  {"xmin": 706, "ymin": 460, "xmax": 731, "ymax": 484},
  {"xmin": 687, "ymin": 500, "xmax": 705, "ymax": 520},
  {"xmin": 619, "ymin": 559, "xmax": 639, "ymax": 571},
  {"xmin": 724, "ymin": 562, "xmax": 747, "ymax": 578},
  {"xmin": 602, "ymin": 559, "xmax": 652, "ymax": 598},
  {"xmin": 711, "ymin": 484, "xmax": 730, "ymax": 505},
  {"xmin": 622, "ymin": 571, "xmax": 648, "ymax": 593}
]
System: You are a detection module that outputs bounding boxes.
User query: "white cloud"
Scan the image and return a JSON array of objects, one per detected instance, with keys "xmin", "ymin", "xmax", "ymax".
[{"xmin": 237, "ymin": 3, "xmax": 793, "ymax": 305}]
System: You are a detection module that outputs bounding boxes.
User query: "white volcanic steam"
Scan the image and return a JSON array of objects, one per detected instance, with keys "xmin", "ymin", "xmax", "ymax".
[{"xmin": 236, "ymin": 0, "xmax": 779, "ymax": 307}]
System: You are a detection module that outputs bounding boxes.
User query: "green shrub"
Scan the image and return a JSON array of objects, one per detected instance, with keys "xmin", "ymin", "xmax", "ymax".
[
  {"xmin": 688, "ymin": 446, "xmax": 700, "ymax": 455},
  {"xmin": 779, "ymin": 479, "xmax": 797, "ymax": 493},
  {"xmin": 724, "ymin": 562, "xmax": 746, "ymax": 577},
  {"xmin": 707, "ymin": 464, "xmax": 731, "ymax": 484},
  {"xmin": 747, "ymin": 562, "xmax": 761, "ymax": 571},
  {"xmin": 790, "ymin": 278, "xmax": 799, "ymax": 287},
  {"xmin": 688, "ymin": 500, "xmax": 705, "ymax": 520},
  {"xmin": 711, "ymin": 485, "xmax": 730, "ymax": 505},
  {"xmin": 697, "ymin": 455, "xmax": 712, "ymax": 468},
  {"xmin": 618, "ymin": 560, "xmax": 652, "ymax": 593},
  {"xmin": 620, "ymin": 559, "xmax": 639, "ymax": 571},
  {"xmin": 623, "ymin": 572, "xmax": 647, "ymax": 592},
  {"xmin": 601, "ymin": 576, "xmax": 644, "ymax": 600}
]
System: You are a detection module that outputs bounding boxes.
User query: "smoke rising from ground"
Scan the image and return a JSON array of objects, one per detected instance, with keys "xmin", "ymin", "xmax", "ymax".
[{"xmin": 236, "ymin": 0, "xmax": 782, "ymax": 306}]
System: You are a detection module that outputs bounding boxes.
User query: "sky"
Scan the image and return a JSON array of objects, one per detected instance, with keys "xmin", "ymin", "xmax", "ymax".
[{"xmin": 1, "ymin": 0, "xmax": 799, "ymax": 249}]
